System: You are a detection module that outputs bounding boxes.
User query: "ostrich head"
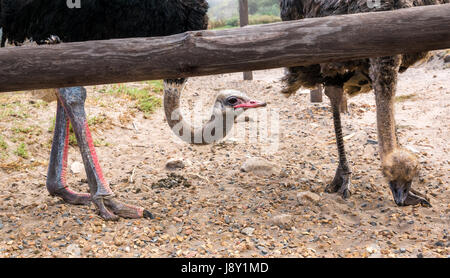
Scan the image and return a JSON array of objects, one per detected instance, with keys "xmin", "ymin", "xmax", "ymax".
[
  {"xmin": 164, "ymin": 81, "xmax": 266, "ymax": 145},
  {"xmin": 213, "ymin": 89, "xmax": 267, "ymax": 118}
]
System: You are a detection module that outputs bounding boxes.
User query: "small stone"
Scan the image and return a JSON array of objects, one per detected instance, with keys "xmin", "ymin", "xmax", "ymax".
[
  {"xmin": 270, "ymin": 214, "xmax": 294, "ymax": 230},
  {"xmin": 417, "ymin": 253, "xmax": 424, "ymax": 258},
  {"xmin": 444, "ymin": 54, "xmax": 450, "ymax": 63},
  {"xmin": 125, "ymin": 246, "xmax": 131, "ymax": 253},
  {"xmin": 224, "ymin": 216, "xmax": 231, "ymax": 224},
  {"xmin": 434, "ymin": 241, "xmax": 444, "ymax": 247},
  {"xmin": 257, "ymin": 246, "xmax": 268, "ymax": 255},
  {"xmin": 366, "ymin": 244, "xmax": 380, "ymax": 257},
  {"xmin": 165, "ymin": 159, "xmax": 185, "ymax": 170},
  {"xmin": 114, "ymin": 237, "xmax": 124, "ymax": 246},
  {"xmin": 297, "ymin": 191, "xmax": 321, "ymax": 205},
  {"xmin": 241, "ymin": 227, "xmax": 255, "ymax": 236},
  {"xmin": 405, "ymin": 145, "xmax": 420, "ymax": 154},
  {"xmin": 241, "ymin": 157, "xmax": 278, "ymax": 176},
  {"xmin": 66, "ymin": 244, "xmax": 81, "ymax": 257},
  {"xmin": 0, "ymin": 221, "xmax": 3, "ymax": 230},
  {"xmin": 400, "ymin": 248, "xmax": 406, "ymax": 253},
  {"xmin": 70, "ymin": 162, "xmax": 84, "ymax": 174},
  {"xmin": 367, "ymin": 139, "xmax": 378, "ymax": 145}
]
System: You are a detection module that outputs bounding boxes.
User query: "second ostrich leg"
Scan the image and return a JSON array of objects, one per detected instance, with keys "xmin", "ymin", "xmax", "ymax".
[
  {"xmin": 54, "ymin": 87, "xmax": 153, "ymax": 220},
  {"xmin": 370, "ymin": 56, "xmax": 430, "ymax": 207},
  {"xmin": 324, "ymin": 86, "xmax": 351, "ymax": 198},
  {"xmin": 46, "ymin": 97, "xmax": 91, "ymax": 205}
]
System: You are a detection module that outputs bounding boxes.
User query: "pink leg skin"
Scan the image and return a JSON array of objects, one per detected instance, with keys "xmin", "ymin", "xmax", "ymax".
[
  {"xmin": 57, "ymin": 87, "xmax": 153, "ymax": 221},
  {"xmin": 84, "ymin": 122, "xmax": 152, "ymax": 220},
  {"xmin": 47, "ymin": 100, "xmax": 91, "ymax": 205}
]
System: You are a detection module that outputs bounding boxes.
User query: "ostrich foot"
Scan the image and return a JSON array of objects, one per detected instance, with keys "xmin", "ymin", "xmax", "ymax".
[
  {"xmin": 389, "ymin": 180, "xmax": 431, "ymax": 207},
  {"xmin": 93, "ymin": 197, "xmax": 154, "ymax": 221},
  {"xmin": 50, "ymin": 186, "xmax": 91, "ymax": 205},
  {"xmin": 325, "ymin": 166, "xmax": 351, "ymax": 199}
]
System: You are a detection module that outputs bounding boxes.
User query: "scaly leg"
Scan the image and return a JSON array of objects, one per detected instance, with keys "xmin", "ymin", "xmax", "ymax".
[
  {"xmin": 57, "ymin": 87, "xmax": 154, "ymax": 220},
  {"xmin": 324, "ymin": 86, "xmax": 351, "ymax": 199},
  {"xmin": 370, "ymin": 56, "xmax": 430, "ymax": 207},
  {"xmin": 46, "ymin": 98, "xmax": 91, "ymax": 205}
]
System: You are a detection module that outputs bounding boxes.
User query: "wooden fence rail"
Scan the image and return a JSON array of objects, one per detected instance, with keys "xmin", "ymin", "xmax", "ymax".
[{"xmin": 0, "ymin": 4, "xmax": 449, "ymax": 93}]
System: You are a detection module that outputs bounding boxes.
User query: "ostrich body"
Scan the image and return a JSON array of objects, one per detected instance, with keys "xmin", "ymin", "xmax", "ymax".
[
  {"xmin": 0, "ymin": 0, "xmax": 267, "ymax": 220},
  {"xmin": 280, "ymin": 0, "xmax": 448, "ymax": 206}
]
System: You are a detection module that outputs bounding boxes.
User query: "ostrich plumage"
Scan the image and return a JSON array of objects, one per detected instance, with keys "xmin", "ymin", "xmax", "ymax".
[
  {"xmin": 1, "ymin": 0, "xmax": 208, "ymax": 44},
  {"xmin": 280, "ymin": 0, "xmax": 448, "ymax": 206}
]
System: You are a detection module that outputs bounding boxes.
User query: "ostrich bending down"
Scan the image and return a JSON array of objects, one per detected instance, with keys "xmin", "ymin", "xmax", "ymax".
[
  {"xmin": 280, "ymin": 0, "xmax": 448, "ymax": 206},
  {"xmin": 1, "ymin": 1, "xmax": 266, "ymax": 220}
]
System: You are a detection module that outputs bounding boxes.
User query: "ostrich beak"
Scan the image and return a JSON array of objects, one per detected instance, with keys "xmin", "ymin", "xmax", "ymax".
[
  {"xmin": 234, "ymin": 100, "xmax": 267, "ymax": 109},
  {"xmin": 389, "ymin": 180, "xmax": 431, "ymax": 207}
]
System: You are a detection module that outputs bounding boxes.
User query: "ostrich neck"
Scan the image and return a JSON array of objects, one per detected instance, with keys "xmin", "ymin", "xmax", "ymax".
[
  {"xmin": 375, "ymin": 92, "xmax": 398, "ymax": 160},
  {"xmin": 163, "ymin": 81, "xmax": 235, "ymax": 145}
]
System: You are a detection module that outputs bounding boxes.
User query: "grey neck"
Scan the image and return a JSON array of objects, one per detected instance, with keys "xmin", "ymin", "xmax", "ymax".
[{"xmin": 163, "ymin": 80, "xmax": 236, "ymax": 145}]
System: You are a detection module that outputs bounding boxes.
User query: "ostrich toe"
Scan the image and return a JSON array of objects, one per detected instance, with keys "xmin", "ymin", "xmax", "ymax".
[{"xmin": 326, "ymin": 166, "xmax": 351, "ymax": 199}]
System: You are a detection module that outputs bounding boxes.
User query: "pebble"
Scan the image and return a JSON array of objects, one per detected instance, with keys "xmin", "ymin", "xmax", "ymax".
[
  {"xmin": 270, "ymin": 214, "xmax": 294, "ymax": 230},
  {"xmin": 241, "ymin": 157, "xmax": 278, "ymax": 176},
  {"xmin": 66, "ymin": 244, "xmax": 81, "ymax": 257},
  {"xmin": 405, "ymin": 146, "xmax": 420, "ymax": 154},
  {"xmin": 444, "ymin": 55, "xmax": 450, "ymax": 63},
  {"xmin": 241, "ymin": 227, "xmax": 255, "ymax": 236},
  {"xmin": 257, "ymin": 246, "xmax": 268, "ymax": 255},
  {"xmin": 434, "ymin": 241, "xmax": 444, "ymax": 247},
  {"xmin": 0, "ymin": 221, "xmax": 3, "ymax": 230},
  {"xmin": 165, "ymin": 159, "xmax": 185, "ymax": 170},
  {"xmin": 400, "ymin": 248, "xmax": 406, "ymax": 253},
  {"xmin": 70, "ymin": 162, "xmax": 84, "ymax": 174},
  {"xmin": 297, "ymin": 191, "xmax": 321, "ymax": 205}
]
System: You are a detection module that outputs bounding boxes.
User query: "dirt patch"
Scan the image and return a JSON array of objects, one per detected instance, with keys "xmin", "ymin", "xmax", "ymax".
[
  {"xmin": 0, "ymin": 51, "xmax": 448, "ymax": 258},
  {"xmin": 152, "ymin": 173, "xmax": 192, "ymax": 190}
]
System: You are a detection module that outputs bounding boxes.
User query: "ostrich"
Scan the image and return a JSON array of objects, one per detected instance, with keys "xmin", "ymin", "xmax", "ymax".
[
  {"xmin": 280, "ymin": 0, "xmax": 448, "ymax": 206},
  {"xmin": 0, "ymin": 0, "xmax": 266, "ymax": 220}
]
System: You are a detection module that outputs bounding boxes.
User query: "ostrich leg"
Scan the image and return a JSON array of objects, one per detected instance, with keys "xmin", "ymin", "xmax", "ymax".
[
  {"xmin": 56, "ymin": 87, "xmax": 153, "ymax": 220},
  {"xmin": 370, "ymin": 56, "xmax": 430, "ymax": 207},
  {"xmin": 46, "ymin": 98, "xmax": 91, "ymax": 205},
  {"xmin": 324, "ymin": 86, "xmax": 351, "ymax": 199}
]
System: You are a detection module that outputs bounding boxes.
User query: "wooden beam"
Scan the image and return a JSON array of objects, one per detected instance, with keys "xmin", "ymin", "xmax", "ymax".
[
  {"xmin": 0, "ymin": 4, "xmax": 449, "ymax": 93},
  {"xmin": 239, "ymin": 0, "xmax": 253, "ymax": 81}
]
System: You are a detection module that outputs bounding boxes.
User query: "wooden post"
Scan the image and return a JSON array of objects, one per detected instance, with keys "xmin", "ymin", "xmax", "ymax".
[
  {"xmin": 0, "ymin": 5, "xmax": 449, "ymax": 93},
  {"xmin": 239, "ymin": 0, "xmax": 253, "ymax": 81},
  {"xmin": 310, "ymin": 85, "xmax": 323, "ymax": 103}
]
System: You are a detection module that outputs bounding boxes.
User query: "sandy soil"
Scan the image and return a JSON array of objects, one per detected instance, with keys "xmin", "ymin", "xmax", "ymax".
[{"xmin": 0, "ymin": 53, "xmax": 448, "ymax": 258}]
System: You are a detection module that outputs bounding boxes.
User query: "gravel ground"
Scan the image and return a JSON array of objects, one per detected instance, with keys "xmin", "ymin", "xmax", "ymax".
[{"xmin": 0, "ymin": 52, "xmax": 448, "ymax": 258}]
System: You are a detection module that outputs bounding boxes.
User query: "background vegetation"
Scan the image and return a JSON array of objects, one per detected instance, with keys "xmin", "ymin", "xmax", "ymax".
[{"xmin": 208, "ymin": 0, "xmax": 281, "ymax": 29}]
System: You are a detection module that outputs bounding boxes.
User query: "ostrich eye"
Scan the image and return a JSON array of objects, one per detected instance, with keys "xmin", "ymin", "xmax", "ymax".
[{"xmin": 227, "ymin": 97, "xmax": 238, "ymax": 105}]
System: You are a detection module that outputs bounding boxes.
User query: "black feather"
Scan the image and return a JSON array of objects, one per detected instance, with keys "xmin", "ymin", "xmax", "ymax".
[{"xmin": 1, "ymin": 0, "xmax": 209, "ymax": 44}]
